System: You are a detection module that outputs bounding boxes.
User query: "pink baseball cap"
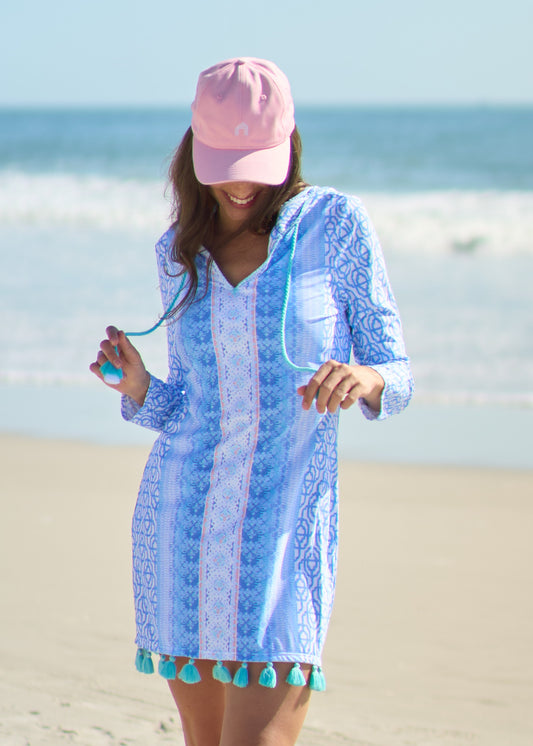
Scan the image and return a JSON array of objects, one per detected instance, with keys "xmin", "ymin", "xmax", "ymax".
[{"xmin": 191, "ymin": 57, "xmax": 295, "ymax": 186}]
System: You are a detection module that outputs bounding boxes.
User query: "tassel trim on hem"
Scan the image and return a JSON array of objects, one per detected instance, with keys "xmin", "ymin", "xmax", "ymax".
[{"xmin": 134, "ymin": 649, "xmax": 326, "ymax": 691}]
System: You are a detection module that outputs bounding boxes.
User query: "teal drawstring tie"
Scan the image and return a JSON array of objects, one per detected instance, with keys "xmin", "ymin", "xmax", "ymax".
[
  {"xmin": 258, "ymin": 662, "xmax": 277, "ymax": 688},
  {"xmin": 286, "ymin": 662, "xmax": 306, "ymax": 686},
  {"xmin": 100, "ymin": 274, "xmax": 187, "ymax": 384},
  {"xmin": 309, "ymin": 665, "xmax": 326, "ymax": 691},
  {"xmin": 232, "ymin": 662, "xmax": 249, "ymax": 688},
  {"xmin": 101, "ymin": 209, "xmax": 316, "ymax": 386},
  {"xmin": 279, "ymin": 219, "xmax": 319, "ymax": 374},
  {"xmin": 178, "ymin": 658, "xmax": 201, "ymax": 684},
  {"xmin": 212, "ymin": 660, "xmax": 233, "ymax": 683}
]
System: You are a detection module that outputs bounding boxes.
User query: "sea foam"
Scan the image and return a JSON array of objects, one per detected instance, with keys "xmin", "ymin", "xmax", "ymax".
[
  {"xmin": 0, "ymin": 171, "xmax": 169, "ymax": 233},
  {"xmin": 1, "ymin": 171, "xmax": 533, "ymax": 255},
  {"xmin": 363, "ymin": 190, "xmax": 533, "ymax": 256}
]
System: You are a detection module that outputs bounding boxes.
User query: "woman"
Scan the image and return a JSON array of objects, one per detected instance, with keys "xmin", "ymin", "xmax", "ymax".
[{"xmin": 91, "ymin": 57, "xmax": 413, "ymax": 746}]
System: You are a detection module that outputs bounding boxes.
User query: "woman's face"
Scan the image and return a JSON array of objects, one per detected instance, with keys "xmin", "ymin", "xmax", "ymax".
[{"xmin": 209, "ymin": 181, "xmax": 268, "ymax": 233}]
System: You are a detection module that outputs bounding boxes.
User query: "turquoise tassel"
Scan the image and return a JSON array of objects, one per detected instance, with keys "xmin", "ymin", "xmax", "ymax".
[
  {"xmin": 135, "ymin": 648, "xmax": 145, "ymax": 673},
  {"xmin": 142, "ymin": 651, "xmax": 154, "ymax": 675},
  {"xmin": 286, "ymin": 662, "xmax": 306, "ymax": 687},
  {"xmin": 159, "ymin": 655, "xmax": 177, "ymax": 680},
  {"xmin": 166, "ymin": 657, "xmax": 177, "ymax": 680},
  {"xmin": 309, "ymin": 665, "xmax": 326, "ymax": 691},
  {"xmin": 232, "ymin": 662, "xmax": 249, "ymax": 688},
  {"xmin": 258, "ymin": 662, "xmax": 277, "ymax": 688},
  {"xmin": 212, "ymin": 660, "xmax": 232, "ymax": 684},
  {"xmin": 178, "ymin": 658, "xmax": 201, "ymax": 684}
]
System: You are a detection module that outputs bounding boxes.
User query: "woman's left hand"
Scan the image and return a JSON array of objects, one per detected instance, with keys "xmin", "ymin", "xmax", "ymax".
[{"xmin": 297, "ymin": 360, "xmax": 385, "ymax": 414}]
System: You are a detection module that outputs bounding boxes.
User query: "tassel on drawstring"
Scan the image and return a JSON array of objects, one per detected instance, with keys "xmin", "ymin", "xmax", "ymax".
[
  {"xmin": 232, "ymin": 662, "xmax": 249, "ymax": 688},
  {"xmin": 178, "ymin": 658, "xmax": 202, "ymax": 684},
  {"xmin": 159, "ymin": 655, "xmax": 177, "ymax": 680},
  {"xmin": 212, "ymin": 660, "xmax": 233, "ymax": 683},
  {"xmin": 309, "ymin": 665, "xmax": 326, "ymax": 691},
  {"xmin": 286, "ymin": 662, "xmax": 306, "ymax": 686},
  {"xmin": 258, "ymin": 662, "xmax": 277, "ymax": 688}
]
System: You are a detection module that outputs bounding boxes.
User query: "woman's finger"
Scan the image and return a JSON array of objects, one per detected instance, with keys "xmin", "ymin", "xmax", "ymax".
[
  {"xmin": 90, "ymin": 350, "xmax": 120, "ymax": 383},
  {"xmin": 100, "ymin": 329, "xmax": 140, "ymax": 369},
  {"xmin": 316, "ymin": 373, "xmax": 353, "ymax": 413},
  {"xmin": 298, "ymin": 361, "xmax": 384, "ymax": 414},
  {"xmin": 105, "ymin": 325, "xmax": 120, "ymax": 344},
  {"xmin": 91, "ymin": 327, "xmax": 149, "ymax": 404},
  {"xmin": 89, "ymin": 360, "xmax": 104, "ymax": 379},
  {"xmin": 95, "ymin": 350, "xmax": 111, "ymax": 368},
  {"xmin": 298, "ymin": 362, "xmax": 334, "ymax": 410},
  {"xmin": 114, "ymin": 330, "xmax": 143, "ymax": 364},
  {"xmin": 299, "ymin": 361, "xmax": 351, "ymax": 413},
  {"xmin": 327, "ymin": 385, "xmax": 353, "ymax": 409},
  {"xmin": 99, "ymin": 338, "xmax": 121, "ymax": 368}
]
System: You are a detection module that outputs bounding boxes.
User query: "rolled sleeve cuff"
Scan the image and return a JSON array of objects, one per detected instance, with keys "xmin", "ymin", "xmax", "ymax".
[
  {"xmin": 359, "ymin": 361, "xmax": 414, "ymax": 421},
  {"xmin": 121, "ymin": 374, "xmax": 186, "ymax": 431}
]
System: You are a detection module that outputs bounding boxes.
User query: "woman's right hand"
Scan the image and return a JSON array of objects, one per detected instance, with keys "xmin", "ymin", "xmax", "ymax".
[{"xmin": 90, "ymin": 326, "xmax": 150, "ymax": 407}]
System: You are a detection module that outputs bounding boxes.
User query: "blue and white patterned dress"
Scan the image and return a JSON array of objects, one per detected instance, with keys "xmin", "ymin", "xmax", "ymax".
[{"xmin": 122, "ymin": 186, "xmax": 413, "ymax": 683}]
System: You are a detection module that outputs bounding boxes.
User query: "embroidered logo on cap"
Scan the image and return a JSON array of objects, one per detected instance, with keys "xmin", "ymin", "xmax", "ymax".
[{"xmin": 234, "ymin": 122, "xmax": 249, "ymax": 136}]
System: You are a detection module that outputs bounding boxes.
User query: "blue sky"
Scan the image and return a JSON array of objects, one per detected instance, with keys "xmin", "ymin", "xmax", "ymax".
[{"xmin": 2, "ymin": 0, "xmax": 532, "ymax": 106}]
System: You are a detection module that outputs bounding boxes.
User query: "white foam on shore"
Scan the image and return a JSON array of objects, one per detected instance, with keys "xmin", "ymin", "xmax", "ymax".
[
  {"xmin": 362, "ymin": 190, "xmax": 533, "ymax": 256},
  {"xmin": 1, "ymin": 170, "xmax": 533, "ymax": 254},
  {"xmin": 0, "ymin": 171, "xmax": 169, "ymax": 232}
]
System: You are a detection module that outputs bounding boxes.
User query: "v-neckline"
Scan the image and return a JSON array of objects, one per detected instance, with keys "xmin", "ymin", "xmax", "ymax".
[
  {"xmin": 208, "ymin": 234, "xmax": 274, "ymax": 290},
  {"xmin": 201, "ymin": 187, "xmax": 313, "ymax": 290}
]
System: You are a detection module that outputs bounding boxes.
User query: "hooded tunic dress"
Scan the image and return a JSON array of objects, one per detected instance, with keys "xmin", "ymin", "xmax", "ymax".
[{"xmin": 121, "ymin": 186, "xmax": 413, "ymax": 682}]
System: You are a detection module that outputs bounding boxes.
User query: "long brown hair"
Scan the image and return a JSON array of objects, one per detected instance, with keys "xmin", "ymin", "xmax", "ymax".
[{"xmin": 166, "ymin": 126, "xmax": 307, "ymax": 316}]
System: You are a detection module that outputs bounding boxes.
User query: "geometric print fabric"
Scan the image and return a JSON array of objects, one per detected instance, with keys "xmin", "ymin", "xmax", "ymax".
[{"xmin": 122, "ymin": 186, "xmax": 414, "ymax": 667}]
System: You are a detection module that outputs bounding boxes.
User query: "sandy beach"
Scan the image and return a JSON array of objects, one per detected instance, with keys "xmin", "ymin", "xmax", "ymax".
[{"xmin": 1, "ymin": 434, "xmax": 532, "ymax": 746}]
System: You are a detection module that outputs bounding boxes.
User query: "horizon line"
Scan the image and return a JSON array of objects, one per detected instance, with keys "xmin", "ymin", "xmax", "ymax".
[{"xmin": 1, "ymin": 99, "xmax": 533, "ymax": 111}]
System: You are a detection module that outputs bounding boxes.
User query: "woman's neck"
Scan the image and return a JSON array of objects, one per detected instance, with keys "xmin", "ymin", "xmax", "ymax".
[{"xmin": 208, "ymin": 229, "xmax": 270, "ymax": 287}]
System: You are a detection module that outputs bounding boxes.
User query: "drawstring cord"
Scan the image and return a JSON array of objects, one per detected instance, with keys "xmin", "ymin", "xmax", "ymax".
[
  {"xmin": 279, "ymin": 218, "xmax": 318, "ymax": 374},
  {"xmin": 125, "ymin": 273, "xmax": 187, "ymax": 338},
  {"xmin": 100, "ymin": 274, "xmax": 187, "ymax": 383},
  {"xmin": 101, "ymin": 213, "xmax": 316, "ymax": 383}
]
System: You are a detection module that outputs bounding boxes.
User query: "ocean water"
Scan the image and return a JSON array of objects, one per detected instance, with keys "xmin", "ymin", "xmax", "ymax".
[{"xmin": 1, "ymin": 107, "xmax": 532, "ymax": 467}]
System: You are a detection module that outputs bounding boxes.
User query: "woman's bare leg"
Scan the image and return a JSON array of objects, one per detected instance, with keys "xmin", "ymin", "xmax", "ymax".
[
  {"xmin": 167, "ymin": 658, "xmax": 226, "ymax": 746},
  {"xmin": 167, "ymin": 659, "xmax": 312, "ymax": 746},
  {"xmin": 220, "ymin": 662, "xmax": 311, "ymax": 746}
]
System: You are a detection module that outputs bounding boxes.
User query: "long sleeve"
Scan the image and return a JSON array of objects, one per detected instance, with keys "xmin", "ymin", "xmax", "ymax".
[
  {"xmin": 121, "ymin": 374, "xmax": 186, "ymax": 432},
  {"xmin": 329, "ymin": 194, "xmax": 414, "ymax": 420}
]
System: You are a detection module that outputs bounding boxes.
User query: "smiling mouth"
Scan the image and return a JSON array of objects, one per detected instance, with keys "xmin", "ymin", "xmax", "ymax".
[{"xmin": 225, "ymin": 192, "xmax": 259, "ymax": 206}]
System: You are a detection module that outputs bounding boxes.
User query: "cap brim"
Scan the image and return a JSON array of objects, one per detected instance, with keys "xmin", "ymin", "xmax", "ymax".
[{"xmin": 192, "ymin": 137, "xmax": 291, "ymax": 186}]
